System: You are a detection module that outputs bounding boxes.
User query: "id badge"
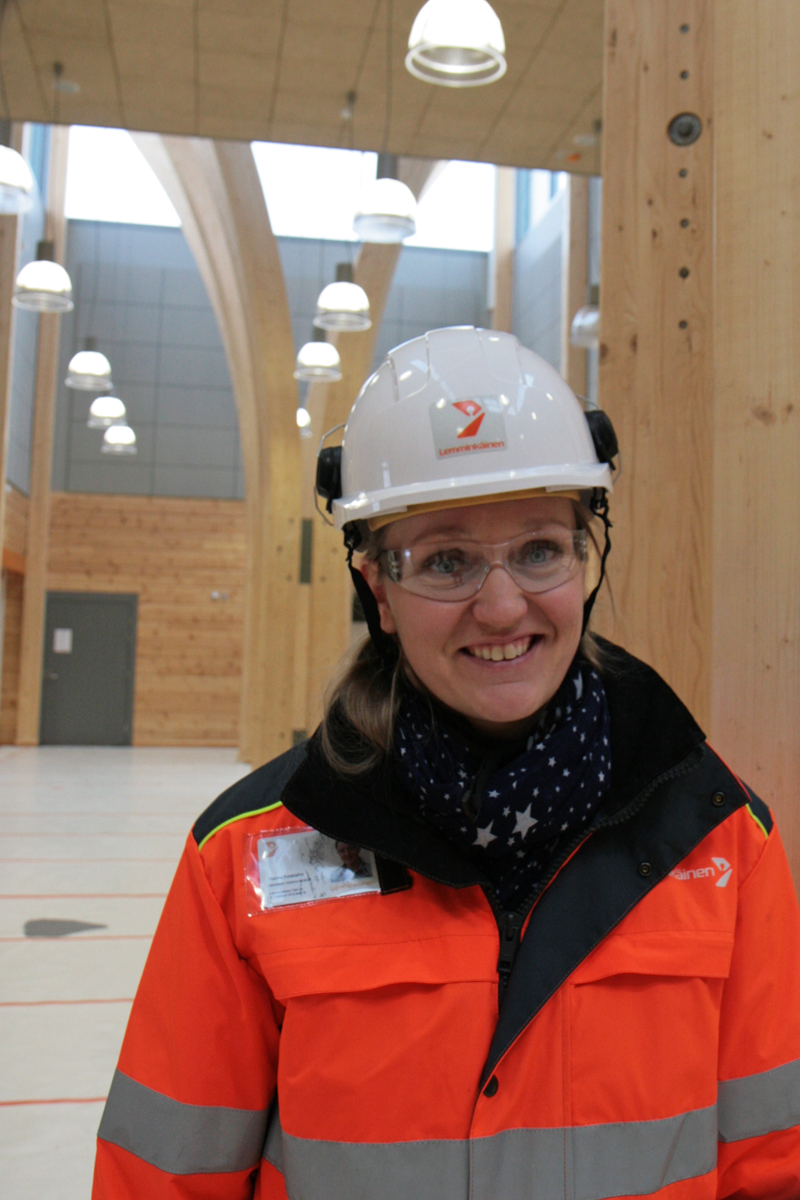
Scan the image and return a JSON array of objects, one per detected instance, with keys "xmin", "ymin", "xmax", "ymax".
[{"xmin": 244, "ymin": 826, "xmax": 381, "ymax": 914}]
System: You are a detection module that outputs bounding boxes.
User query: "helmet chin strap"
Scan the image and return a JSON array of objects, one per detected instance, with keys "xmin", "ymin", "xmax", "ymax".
[
  {"xmin": 583, "ymin": 490, "xmax": 612, "ymax": 633},
  {"xmin": 344, "ymin": 525, "xmax": 399, "ymax": 664}
]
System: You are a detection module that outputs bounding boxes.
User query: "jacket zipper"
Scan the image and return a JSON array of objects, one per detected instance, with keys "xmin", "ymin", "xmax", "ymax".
[{"xmin": 487, "ymin": 747, "xmax": 704, "ymax": 1007}]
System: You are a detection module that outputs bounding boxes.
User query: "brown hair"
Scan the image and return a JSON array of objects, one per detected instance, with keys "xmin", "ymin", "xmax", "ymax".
[{"xmin": 319, "ymin": 502, "xmax": 607, "ymax": 777}]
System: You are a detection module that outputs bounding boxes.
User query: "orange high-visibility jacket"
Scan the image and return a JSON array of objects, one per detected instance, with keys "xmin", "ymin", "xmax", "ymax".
[{"xmin": 93, "ymin": 647, "xmax": 800, "ymax": 1199}]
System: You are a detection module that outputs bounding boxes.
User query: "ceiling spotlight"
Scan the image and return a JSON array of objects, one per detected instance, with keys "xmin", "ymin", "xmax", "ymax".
[
  {"xmin": 88, "ymin": 395, "xmax": 126, "ymax": 429},
  {"xmin": 314, "ymin": 263, "xmax": 371, "ymax": 332},
  {"xmin": 354, "ymin": 160, "xmax": 417, "ymax": 243},
  {"xmin": 13, "ymin": 240, "xmax": 74, "ymax": 313},
  {"xmin": 406, "ymin": 0, "xmax": 506, "ymax": 88},
  {"xmin": 0, "ymin": 145, "xmax": 35, "ymax": 215},
  {"xmin": 66, "ymin": 337, "xmax": 113, "ymax": 391},
  {"xmin": 294, "ymin": 329, "xmax": 342, "ymax": 382},
  {"xmin": 296, "ymin": 407, "xmax": 312, "ymax": 428},
  {"xmin": 102, "ymin": 424, "xmax": 137, "ymax": 454}
]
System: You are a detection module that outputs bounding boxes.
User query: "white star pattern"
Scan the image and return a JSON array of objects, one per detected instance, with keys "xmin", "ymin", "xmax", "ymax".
[
  {"xmin": 474, "ymin": 823, "xmax": 497, "ymax": 848},
  {"xmin": 513, "ymin": 805, "xmax": 538, "ymax": 838}
]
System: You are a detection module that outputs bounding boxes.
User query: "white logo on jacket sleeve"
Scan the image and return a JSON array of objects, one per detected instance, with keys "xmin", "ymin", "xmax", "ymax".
[{"xmin": 670, "ymin": 857, "xmax": 732, "ymax": 887}]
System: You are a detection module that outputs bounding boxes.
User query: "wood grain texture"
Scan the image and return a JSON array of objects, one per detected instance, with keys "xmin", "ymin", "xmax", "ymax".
[
  {"xmin": 596, "ymin": 0, "xmax": 714, "ymax": 728},
  {"xmin": 561, "ymin": 174, "xmax": 589, "ymax": 395},
  {"xmin": 46, "ymin": 493, "xmax": 246, "ymax": 747},
  {"xmin": 492, "ymin": 167, "xmax": 516, "ymax": 334},
  {"xmin": 0, "ymin": 571, "xmax": 23, "ymax": 745},
  {"xmin": 16, "ymin": 125, "xmax": 70, "ymax": 745},
  {"xmin": 711, "ymin": 0, "xmax": 800, "ymax": 888},
  {"xmin": 4, "ymin": 485, "xmax": 29, "ymax": 562},
  {"xmin": 134, "ymin": 134, "xmax": 302, "ymax": 766}
]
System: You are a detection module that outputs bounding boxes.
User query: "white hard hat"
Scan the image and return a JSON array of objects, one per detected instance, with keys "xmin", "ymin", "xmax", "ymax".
[{"xmin": 330, "ymin": 326, "xmax": 612, "ymax": 530}]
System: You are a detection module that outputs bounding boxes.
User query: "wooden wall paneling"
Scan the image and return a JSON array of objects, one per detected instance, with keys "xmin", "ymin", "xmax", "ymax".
[
  {"xmin": 711, "ymin": 1, "xmax": 800, "ymax": 887},
  {"xmin": 134, "ymin": 134, "xmax": 301, "ymax": 766},
  {"xmin": 492, "ymin": 166, "xmax": 515, "ymax": 333},
  {"xmin": 561, "ymin": 174, "xmax": 590, "ymax": 396},
  {"xmin": 4, "ymin": 484, "xmax": 29, "ymax": 562},
  {"xmin": 596, "ymin": 0, "xmax": 713, "ymax": 729},
  {"xmin": 47, "ymin": 493, "xmax": 246, "ymax": 746},
  {"xmin": 0, "ymin": 571, "xmax": 23, "ymax": 744},
  {"xmin": 16, "ymin": 125, "xmax": 70, "ymax": 745}
]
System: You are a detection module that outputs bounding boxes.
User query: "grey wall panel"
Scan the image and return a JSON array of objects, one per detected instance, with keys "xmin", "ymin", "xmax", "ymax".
[{"xmin": 53, "ymin": 221, "xmax": 488, "ymax": 501}]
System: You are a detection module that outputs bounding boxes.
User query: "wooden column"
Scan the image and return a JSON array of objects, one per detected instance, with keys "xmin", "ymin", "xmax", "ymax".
[
  {"xmin": 16, "ymin": 125, "xmax": 70, "ymax": 745},
  {"xmin": 492, "ymin": 166, "xmax": 515, "ymax": 333},
  {"xmin": 301, "ymin": 162, "xmax": 440, "ymax": 731},
  {"xmin": 711, "ymin": 1, "xmax": 800, "ymax": 884},
  {"xmin": 302, "ymin": 241, "xmax": 402, "ymax": 729},
  {"xmin": 134, "ymin": 134, "xmax": 301, "ymax": 766},
  {"xmin": 597, "ymin": 0, "xmax": 714, "ymax": 728},
  {"xmin": 599, "ymin": 0, "xmax": 800, "ymax": 890},
  {"xmin": 560, "ymin": 174, "xmax": 590, "ymax": 396}
]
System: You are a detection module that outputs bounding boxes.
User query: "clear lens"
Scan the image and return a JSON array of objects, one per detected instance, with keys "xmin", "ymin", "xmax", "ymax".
[{"xmin": 382, "ymin": 527, "xmax": 587, "ymax": 601}]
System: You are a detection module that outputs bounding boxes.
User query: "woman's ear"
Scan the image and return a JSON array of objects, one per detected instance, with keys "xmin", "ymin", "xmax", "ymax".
[{"xmin": 360, "ymin": 560, "xmax": 398, "ymax": 635}]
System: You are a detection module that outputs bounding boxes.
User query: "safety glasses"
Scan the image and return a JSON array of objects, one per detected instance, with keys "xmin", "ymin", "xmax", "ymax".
[{"xmin": 380, "ymin": 525, "xmax": 588, "ymax": 602}]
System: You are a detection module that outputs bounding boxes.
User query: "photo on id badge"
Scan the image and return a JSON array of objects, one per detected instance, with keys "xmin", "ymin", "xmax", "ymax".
[{"xmin": 247, "ymin": 827, "xmax": 381, "ymax": 912}]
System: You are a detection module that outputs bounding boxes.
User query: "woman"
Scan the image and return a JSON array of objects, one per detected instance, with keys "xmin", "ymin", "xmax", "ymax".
[{"xmin": 93, "ymin": 327, "xmax": 800, "ymax": 1199}]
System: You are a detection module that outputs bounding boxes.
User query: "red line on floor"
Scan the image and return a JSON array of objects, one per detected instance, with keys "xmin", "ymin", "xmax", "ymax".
[
  {"xmin": 0, "ymin": 857, "xmax": 178, "ymax": 863},
  {"xmin": 0, "ymin": 893, "xmax": 167, "ymax": 899},
  {"xmin": 0, "ymin": 934, "xmax": 153, "ymax": 942},
  {"xmin": 0, "ymin": 832, "xmax": 186, "ymax": 838},
  {"xmin": 0, "ymin": 998, "xmax": 133, "ymax": 1007},
  {"xmin": 0, "ymin": 1097, "xmax": 107, "ymax": 1107}
]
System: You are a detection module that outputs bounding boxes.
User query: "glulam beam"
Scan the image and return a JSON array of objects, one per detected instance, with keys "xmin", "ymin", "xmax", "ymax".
[
  {"xmin": 135, "ymin": 135, "xmax": 301, "ymax": 766},
  {"xmin": 598, "ymin": 0, "xmax": 800, "ymax": 890},
  {"xmin": 16, "ymin": 125, "xmax": 70, "ymax": 745}
]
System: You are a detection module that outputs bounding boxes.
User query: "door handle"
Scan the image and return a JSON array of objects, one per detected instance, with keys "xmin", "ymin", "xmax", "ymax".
[{"xmin": 44, "ymin": 671, "xmax": 59, "ymax": 681}]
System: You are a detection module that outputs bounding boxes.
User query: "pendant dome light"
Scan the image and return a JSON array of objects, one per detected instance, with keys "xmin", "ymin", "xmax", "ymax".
[
  {"xmin": 294, "ymin": 327, "xmax": 342, "ymax": 382},
  {"xmin": 296, "ymin": 406, "xmax": 312, "ymax": 429},
  {"xmin": 13, "ymin": 240, "xmax": 74, "ymax": 313},
  {"xmin": 354, "ymin": 154, "xmax": 417, "ymax": 244},
  {"xmin": 406, "ymin": 0, "xmax": 506, "ymax": 87},
  {"xmin": 569, "ymin": 286, "xmax": 600, "ymax": 350},
  {"xmin": 314, "ymin": 263, "xmax": 371, "ymax": 332},
  {"xmin": 88, "ymin": 395, "xmax": 127, "ymax": 429},
  {"xmin": 101, "ymin": 424, "xmax": 137, "ymax": 454},
  {"xmin": 66, "ymin": 337, "xmax": 113, "ymax": 391},
  {"xmin": 0, "ymin": 144, "xmax": 35, "ymax": 215}
]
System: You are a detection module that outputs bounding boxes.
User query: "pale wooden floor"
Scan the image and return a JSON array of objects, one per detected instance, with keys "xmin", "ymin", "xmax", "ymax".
[{"xmin": 0, "ymin": 745, "xmax": 249, "ymax": 1200}]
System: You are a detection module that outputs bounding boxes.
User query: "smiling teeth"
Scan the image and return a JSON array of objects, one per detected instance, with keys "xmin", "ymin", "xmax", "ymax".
[{"xmin": 470, "ymin": 639, "xmax": 531, "ymax": 662}]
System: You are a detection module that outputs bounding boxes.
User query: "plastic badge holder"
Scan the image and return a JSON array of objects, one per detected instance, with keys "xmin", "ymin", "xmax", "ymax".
[{"xmin": 244, "ymin": 826, "xmax": 380, "ymax": 915}]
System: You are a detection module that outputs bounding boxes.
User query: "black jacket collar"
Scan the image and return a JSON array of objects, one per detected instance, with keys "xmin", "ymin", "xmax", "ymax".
[{"xmin": 281, "ymin": 640, "xmax": 706, "ymax": 888}]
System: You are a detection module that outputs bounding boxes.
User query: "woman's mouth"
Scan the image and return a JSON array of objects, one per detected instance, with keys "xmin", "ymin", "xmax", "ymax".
[{"xmin": 463, "ymin": 635, "xmax": 539, "ymax": 662}]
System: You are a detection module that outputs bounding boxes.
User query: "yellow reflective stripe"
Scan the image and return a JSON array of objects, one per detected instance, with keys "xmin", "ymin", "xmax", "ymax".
[
  {"xmin": 198, "ymin": 801, "xmax": 284, "ymax": 852},
  {"xmin": 745, "ymin": 802, "xmax": 770, "ymax": 840}
]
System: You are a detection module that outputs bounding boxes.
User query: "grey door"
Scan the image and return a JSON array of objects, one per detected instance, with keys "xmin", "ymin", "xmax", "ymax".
[{"xmin": 40, "ymin": 592, "xmax": 137, "ymax": 745}]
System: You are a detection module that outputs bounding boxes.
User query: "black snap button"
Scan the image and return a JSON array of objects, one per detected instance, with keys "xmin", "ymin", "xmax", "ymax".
[
  {"xmin": 484, "ymin": 1076, "xmax": 499, "ymax": 1097},
  {"xmin": 712, "ymin": 791, "xmax": 726, "ymax": 807},
  {"xmin": 638, "ymin": 862, "xmax": 653, "ymax": 878}
]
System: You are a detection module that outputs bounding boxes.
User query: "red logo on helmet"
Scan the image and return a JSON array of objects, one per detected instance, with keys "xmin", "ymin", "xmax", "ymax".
[{"xmin": 452, "ymin": 400, "xmax": 485, "ymax": 439}]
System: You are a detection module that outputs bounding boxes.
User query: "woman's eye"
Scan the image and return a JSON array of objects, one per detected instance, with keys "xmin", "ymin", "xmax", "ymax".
[
  {"xmin": 421, "ymin": 550, "xmax": 469, "ymax": 576},
  {"xmin": 520, "ymin": 540, "xmax": 560, "ymax": 565}
]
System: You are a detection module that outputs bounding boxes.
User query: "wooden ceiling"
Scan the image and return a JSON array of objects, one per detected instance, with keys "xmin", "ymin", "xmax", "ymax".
[{"xmin": 1, "ymin": 0, "xmax": 604, "ymax": 173}]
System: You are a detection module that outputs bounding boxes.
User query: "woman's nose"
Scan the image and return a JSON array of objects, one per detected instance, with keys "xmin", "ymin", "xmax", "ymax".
[{"xmin": 471, "ymin": 563, "xmax": 529, "ymax": 627}]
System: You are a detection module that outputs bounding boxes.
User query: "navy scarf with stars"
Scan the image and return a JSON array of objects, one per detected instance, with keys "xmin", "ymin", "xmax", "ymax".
[{"xmin": 393, "ymin": 660, "xmax": 612, "ymax": 912}]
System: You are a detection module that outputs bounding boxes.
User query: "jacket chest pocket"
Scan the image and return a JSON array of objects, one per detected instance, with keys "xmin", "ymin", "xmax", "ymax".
[
  {"xmin": 255, "ymin": 931, "xmax": 500, "ymax": 1143},
  {"xmin": 566, "ymin": 931, "xmax": 734, "ymax": 1127}
]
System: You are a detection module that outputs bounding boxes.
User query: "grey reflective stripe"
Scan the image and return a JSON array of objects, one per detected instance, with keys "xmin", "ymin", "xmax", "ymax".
[
  {"xmin": 98, "ymin": 1069, "xmax": 268, "ymax": 1176},
  {"xmin": 264, "ymin": 1103, "xmax": 716, "ymax": 1200},
  {"xmin": 718, "ymin": 1056, "xmax": 800, "ymax": 1143}
]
